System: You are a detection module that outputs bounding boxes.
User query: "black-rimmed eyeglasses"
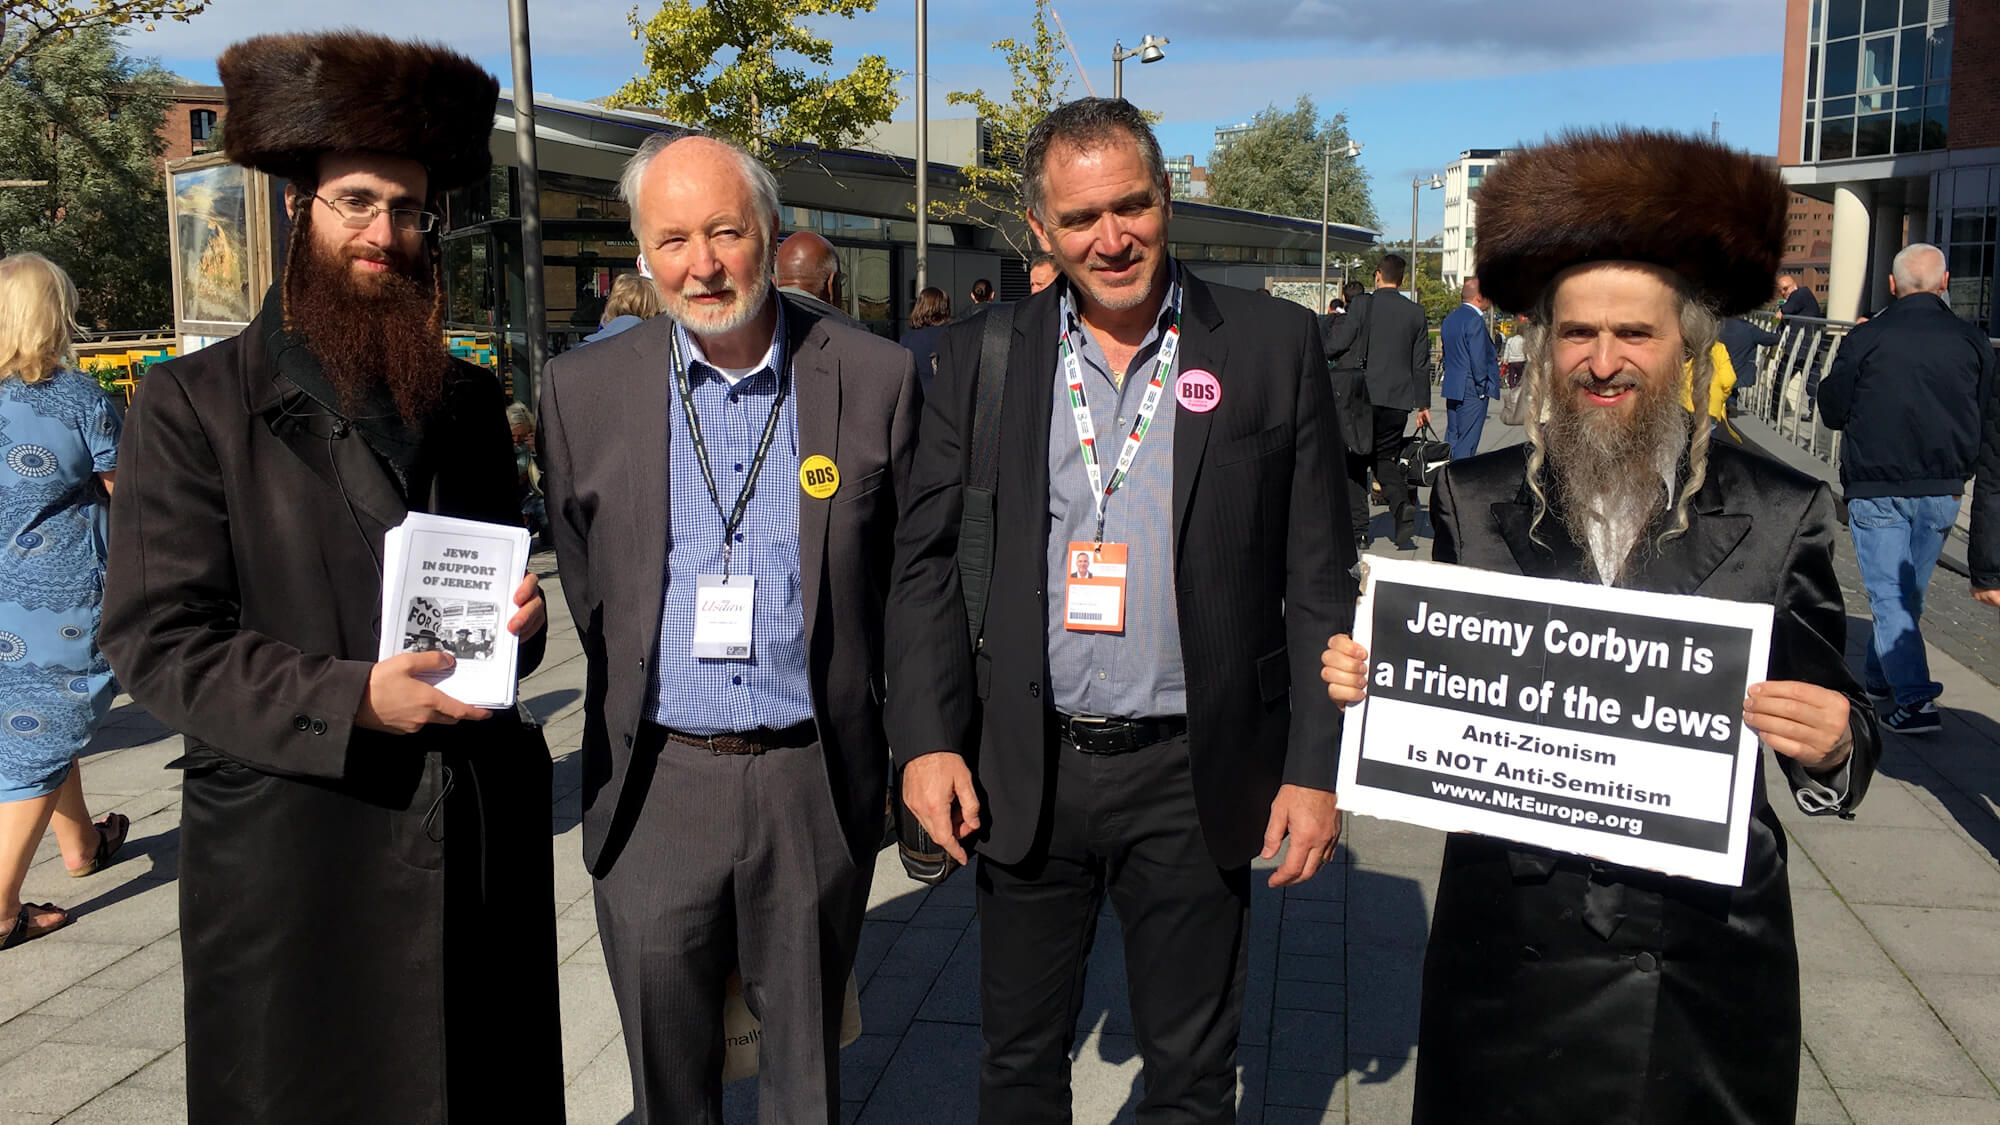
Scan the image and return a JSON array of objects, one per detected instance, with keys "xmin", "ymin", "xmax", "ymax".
[{"xmin": 312, "ymin": 193, "xmax": 438, "ymax": 234}]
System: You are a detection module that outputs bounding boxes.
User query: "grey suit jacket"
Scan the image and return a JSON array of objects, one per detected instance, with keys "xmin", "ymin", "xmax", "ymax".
[{"xmin": 539, "ymin": 292, "xmax": 922, "ymax": 874}]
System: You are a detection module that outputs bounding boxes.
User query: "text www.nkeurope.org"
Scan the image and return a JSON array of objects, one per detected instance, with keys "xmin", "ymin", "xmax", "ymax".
[{"xmin": 1429, "ymin": 779, "xmax": 1649, "ymax": 837}]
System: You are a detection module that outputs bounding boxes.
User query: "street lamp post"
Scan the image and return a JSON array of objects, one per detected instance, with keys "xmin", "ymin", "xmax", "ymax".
[
  {"xmin": 1410, "ymin": 172, "xmax": 1443, "ymax": 297},
  {"xmin": 914, "ymin": 0, "xmax": 928, "ymax": 290},
  {"xmin": 1320, "ymin": 138, "xmax": 1362, "ymax": 312},
  {"xmin": 1111, "ymin": 34, "xmax": 1167, "ymax": 100}
]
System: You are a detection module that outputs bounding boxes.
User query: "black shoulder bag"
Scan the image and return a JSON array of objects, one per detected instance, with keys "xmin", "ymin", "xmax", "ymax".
[{"xmin": 895, "ymin": 303, "xmax": 1014, "ymax": 885}]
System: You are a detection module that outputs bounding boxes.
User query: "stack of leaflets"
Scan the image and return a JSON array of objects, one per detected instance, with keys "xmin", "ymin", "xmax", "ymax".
[{"xmin": 377, "ymin": 512, "xmax": 531, "ymax": 709}]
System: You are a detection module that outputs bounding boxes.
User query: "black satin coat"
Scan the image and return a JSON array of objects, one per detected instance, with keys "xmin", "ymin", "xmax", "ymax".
[
  {"xmin": 100, "ymin": 295, "xmax": 563, "ymax": 1125},
  {"xmin": 1412, "ymin": 442, "xmax": 1879, "ymax": 1125}
]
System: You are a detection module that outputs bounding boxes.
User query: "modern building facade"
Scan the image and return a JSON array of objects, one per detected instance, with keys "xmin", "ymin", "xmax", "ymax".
[
  {"xmin": 1440, "ymin": 148, "xmax": 1511, "ymax": 290},
  {"xmin": 1780, "ymin": 0, "xmax": 1999, "ymax": 329},
  {"xmin": 1213, "ymin": 121, "xmax": 1252, "ymax": 157}
]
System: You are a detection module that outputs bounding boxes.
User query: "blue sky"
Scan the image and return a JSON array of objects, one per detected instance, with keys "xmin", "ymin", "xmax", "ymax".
[{"xmin": 135, "ymin": 0, "xmax": 1787, "ymax": 234}]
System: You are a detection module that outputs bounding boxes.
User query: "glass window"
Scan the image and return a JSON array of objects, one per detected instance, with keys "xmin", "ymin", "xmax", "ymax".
[
  {"xmin": 1863, "ymin": 0, "xmax": 1898, "ymax": 31},
  {"xmin": 1826, "ymin": 0, "xmax": 1860, "ymax": 38},
  {"xmin": 1901, "ymin": 0, "xmax": 1925, "ymax": 25},
  {"xmin": 1894, "ymin": 107, "xmax": 1924, "ymax": 152},
  {"xmin": 1860, "ymin": 35, "xmax": 1894, "ymax": 89},
  {"xmin": 1802, "ymin": 122, "xmax": 1817, "ymax": 163},
  {"xmin": 1927, "ymin": 83, "xmax": 1949, "ymax": 107},
  {"xmin": 1823, "ymin": 38, "xmax": 1859, "ymax": 96},
  {"xmin": 1808, "ymin": 45, "xmax": 1820, "ymax": 98},
  {"xmin": 1854, "ymin": 112, "xmax": 1892, "ymax": 157},
  {"xmin": 1819, "ymin": 116, "xmax": 1855, "ymax": 161},
  {"xmin": 1824, "ymin": 95, "xmax": 1855, "ymax": 117},
  {"xmin": 189, "ymin": 109, "xmax": 216, "ymax": 143},
  {"xmin": 1898, "ymin": 26, "xmax": 1924, "ymax": 85},
  {"xmin": 1929, "ymin": 25, "xmax": 1951, "ymax": 82},
  {"xmin": 1922, "ymin": 103, "xmax": 1948, "ymax": 150}
]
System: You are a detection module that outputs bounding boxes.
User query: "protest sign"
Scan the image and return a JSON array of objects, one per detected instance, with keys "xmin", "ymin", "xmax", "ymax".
[{"xmin": 1335, "ymin": 556, "xmax": 1773, "ymax": 886}]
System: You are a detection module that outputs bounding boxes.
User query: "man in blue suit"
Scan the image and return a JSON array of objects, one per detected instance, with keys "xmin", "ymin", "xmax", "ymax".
[{"xmin": 1441, "ymin": 277, "xmax": 1499, "ymax": 460}]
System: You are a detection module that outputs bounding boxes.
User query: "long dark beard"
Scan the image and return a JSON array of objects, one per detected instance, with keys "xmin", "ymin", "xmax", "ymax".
[
  {"xmin": 1542, "ymin": 375, "xmax": 1689, "ymax": 583},
  {"xmin": 285, "ymin": 212, "xmax": 448, "ymax": 423}
]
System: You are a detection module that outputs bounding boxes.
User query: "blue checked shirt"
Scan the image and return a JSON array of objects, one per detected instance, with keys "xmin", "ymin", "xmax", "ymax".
[
  {"xmin": 648, "ymin": 298, "xmax": 814, "ymax": 734},
  {"xmin": 1045, "ymin": 266, "xmax": 1187, "ymax": 718}
]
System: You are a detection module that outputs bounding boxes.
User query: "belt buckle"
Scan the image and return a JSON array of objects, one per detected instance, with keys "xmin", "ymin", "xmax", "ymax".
[{"xmin": 1064, "ymin": 714, "xmax": 1116, "ymax": 753}]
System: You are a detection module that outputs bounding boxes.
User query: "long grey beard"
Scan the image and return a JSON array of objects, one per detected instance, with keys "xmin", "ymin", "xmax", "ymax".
[{"xmin": 1543, "ymin": 387, "xmax": 1689, "ymax": 584}]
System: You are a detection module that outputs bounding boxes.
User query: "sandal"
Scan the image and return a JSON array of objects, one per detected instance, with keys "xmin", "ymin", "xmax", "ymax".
[
  {"xmin": 66, "ymin": 813, "xmax": 129, "ymax": 879},
  {"xmin": 0, "ymin": 902, "xmax": 71, "ymax": 949}
]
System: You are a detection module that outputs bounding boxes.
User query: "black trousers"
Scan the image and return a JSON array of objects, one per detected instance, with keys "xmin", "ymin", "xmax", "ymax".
[
  {"xmin": 976, "ymin": 731, "xmax": 1250, "ymax": 1124},
  {"xmin": 595, "ymin": 724, "xmax": 870, "ymax": 1125},
  {"xmin": 1347, "ymin": 405, "xmax": 1417, "ymax": 542}
]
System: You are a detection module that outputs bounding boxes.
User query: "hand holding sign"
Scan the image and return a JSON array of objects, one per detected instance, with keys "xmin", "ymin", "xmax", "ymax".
[
  {"xmin": 1744, "ymin": 680, "xmax": 1853, "ymax": 774},
  {"xmin": 1321, "ymin": 634, "xmax": 1369, "ymax": 708}
]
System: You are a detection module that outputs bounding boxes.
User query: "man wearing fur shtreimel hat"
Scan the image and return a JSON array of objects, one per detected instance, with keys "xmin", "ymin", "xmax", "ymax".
[
  {"xmin": 1318, "ymin": 129, "xmax": 1881, "ymax": 1123},
  {"xmin": 100, "ymin": 32, "xmax": 562, "ymax": 1124}
]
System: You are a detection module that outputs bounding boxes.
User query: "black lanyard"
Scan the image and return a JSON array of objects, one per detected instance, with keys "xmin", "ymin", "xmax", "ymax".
[{"xmin": 670, "ymin": 327, "xmax": 788, "ymax": 577}]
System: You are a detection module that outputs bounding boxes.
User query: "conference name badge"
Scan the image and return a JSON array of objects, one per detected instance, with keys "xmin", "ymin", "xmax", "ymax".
[
  {"xmin": 800, "ymin": 455, "xmax": 840, "ymax": 499},
  {"xmin": 1064, "ymin": 541, "xmax": 1128, "ymax": 633},
  {"xmin": 692, "ymin": 574, "xmax": 755, "ymax": 660}
]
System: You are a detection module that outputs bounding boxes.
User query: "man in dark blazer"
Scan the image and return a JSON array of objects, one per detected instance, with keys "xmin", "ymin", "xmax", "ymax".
[
  {"xmin": 1327, "ymin": 253, "xmax": 1432, "ymax": 547},
  {"xmin": 888, "ymin": 98, "xmax": 1352, "ymax": 1122},
  {"xmin": 1439, "ymin": 277, "xmax": 1499, "ymax": 460},
  {"xmin": 99, "ymin": 32, "xmax": 560, "ymax": 1125},
  {"xmin": 538, "ymin": 133, "xmax": 919, "ymax": 1124},
  {"xmin": 1322, "ymin": 128, "xmax": 1880, "ymax": 1125}
]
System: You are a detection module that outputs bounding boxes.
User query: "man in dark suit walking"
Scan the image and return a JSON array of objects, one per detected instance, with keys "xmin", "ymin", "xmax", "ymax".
[
  {"xmin": 1439, "ymin": 277, "xmax": 1499, "ymax": 460},
  {"xmin": 538, "ymin": 133, "xmax": 920, "ymax": 1123},
  {"xmin": 887, "ymin": 98, "xmax": 1351, "ymax": 1122},
  {"xmin": 1327, "ymin": 253, "xmax": 1432, "ymax": 548}
]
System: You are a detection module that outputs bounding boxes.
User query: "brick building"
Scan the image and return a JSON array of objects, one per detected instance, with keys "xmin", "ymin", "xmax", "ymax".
[
  {"xmin": 159, "ymin": 80, "xmax": 224, "ymax": 164},
  {"xmin": 1779, "ymin": 0, "xmax": 2000, "ymax": 330},
  {"xmin": 1783, "ymin": 190, "xmax": 1835, "ymax": 303}
]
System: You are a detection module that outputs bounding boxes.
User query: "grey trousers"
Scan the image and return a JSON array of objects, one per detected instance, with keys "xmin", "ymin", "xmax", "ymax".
[{"xmin": 594, "ymin": 724, "xmax": 870, "ymax": 1124}]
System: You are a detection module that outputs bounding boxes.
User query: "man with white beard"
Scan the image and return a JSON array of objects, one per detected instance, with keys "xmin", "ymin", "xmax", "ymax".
[
  {"xmin": 1319, "ymin": 129, "xmax": 1880, "ymax": 1124},
  {"xmin": 537, "ymin": 132, "xmax": 920, "ymax": 1123}
]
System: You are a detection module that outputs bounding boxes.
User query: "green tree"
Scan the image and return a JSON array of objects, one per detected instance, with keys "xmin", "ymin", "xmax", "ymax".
[
  {"xmin": 927, "ymin": 0, "xmax": 1070, "ymax": 262},
  {"xmin": 611, "ymin": 0, "xmax": 899, "ymax": 167},
  {"xmin": 1207, "ymin": 94, "xmax": 1376, "ymax": 228},
  {"xmin": 0, "ymin": 26, "xmax": 172, "ymax": 329},
  {"xmin": 0, "ymin": 1, "xmax": 208, "ymax": 77}
]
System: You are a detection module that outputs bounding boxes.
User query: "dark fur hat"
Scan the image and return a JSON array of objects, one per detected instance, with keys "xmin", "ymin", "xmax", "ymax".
[
  {"xmin": 218, "ymin": 31, "xmax": 498, "ymax": 193},
  {"xmin": 1472, "ymin": 128, "xmax": 1786, "ymax": 317}
]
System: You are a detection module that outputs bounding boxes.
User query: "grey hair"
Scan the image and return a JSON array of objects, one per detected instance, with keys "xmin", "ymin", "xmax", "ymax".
[
  {"xmin": 1892, "ymin": 242, "xmax": 1947, "ymax": 295},
  {"xmin": 505, "ymin": 401, "xmax": 535, "ymax": 429},
  {"xmin": 1520, "ymin": 278, "xmax": 1721, "ymax": 553},
  {"xmin": 618, "ymin": 131, "xmax": 781, "ymax": 243},
  {"xmin": 1021, "ymin": 98, "xmax": 1168, "ymax": 226}
]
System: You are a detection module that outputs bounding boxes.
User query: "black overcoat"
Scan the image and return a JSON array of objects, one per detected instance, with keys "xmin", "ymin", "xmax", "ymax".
[
  {"xmin": 100, "ymin": 296, "xmax": 563, "ymax": 1125},
  {"xmin": 1412, "ymin": 442, "xmax": 1880, "ymax": 1125}
]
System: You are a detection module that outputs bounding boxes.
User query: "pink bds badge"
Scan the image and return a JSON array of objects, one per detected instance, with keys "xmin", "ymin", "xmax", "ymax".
[{"xmin": 1174, "ymin": 369, "xmax": 1220, "ymax": 413}]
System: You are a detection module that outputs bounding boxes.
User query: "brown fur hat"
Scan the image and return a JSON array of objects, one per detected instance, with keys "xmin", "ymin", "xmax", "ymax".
[
  {"xmin": 218, "ymin": 31, "xmax": 498, "ymax": 193},
  {"xmin": 1472, "ymin": 128, "xmax": 1785, "ymax": 317}
]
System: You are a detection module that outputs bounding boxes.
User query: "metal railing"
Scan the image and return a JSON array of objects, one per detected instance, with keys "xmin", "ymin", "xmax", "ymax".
[{"xmin": 1739, "ymin": 312, "xmax": 1854, "ymax": 470}]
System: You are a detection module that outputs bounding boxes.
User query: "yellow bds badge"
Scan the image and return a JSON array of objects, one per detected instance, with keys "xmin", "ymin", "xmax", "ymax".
[{"xmin": 800, "ymin": 454, "xmax": 840, "ymax": 499}]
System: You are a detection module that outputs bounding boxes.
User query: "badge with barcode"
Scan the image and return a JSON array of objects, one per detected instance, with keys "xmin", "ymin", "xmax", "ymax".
[
  {"xmin": 693, "ymin": 574, "xmax": 755, "ymax": 659},
  {"xmin": 1063, "ymin": 541, "xmax": 1127, "ymax": 633}
]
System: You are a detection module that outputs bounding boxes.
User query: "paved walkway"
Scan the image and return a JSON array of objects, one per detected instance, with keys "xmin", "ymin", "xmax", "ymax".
[{"xmin": 7, "ymin": 412, "xmax": 2000, "ymax": 1122}]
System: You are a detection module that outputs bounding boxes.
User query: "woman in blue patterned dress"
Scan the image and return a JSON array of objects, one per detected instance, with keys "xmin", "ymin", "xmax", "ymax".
[{"xmin": 0, "ymin": 253, "xmax": 129, "ymax": 948}]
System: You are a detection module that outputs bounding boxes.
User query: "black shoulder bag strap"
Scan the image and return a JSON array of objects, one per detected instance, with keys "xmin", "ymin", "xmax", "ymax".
[{"xmin": 958, "ymin": 302, "xmax": 1014, "ymax": 649}]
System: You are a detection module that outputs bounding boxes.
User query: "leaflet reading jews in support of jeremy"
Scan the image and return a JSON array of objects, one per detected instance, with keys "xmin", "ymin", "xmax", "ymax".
[
  {"xmin": 377, "ymin": 512, "xmax": 531, "ymax": 710},
  {"xmin": 1337, "ymin": 557, "xmax": 1774, "ymax": 887}
]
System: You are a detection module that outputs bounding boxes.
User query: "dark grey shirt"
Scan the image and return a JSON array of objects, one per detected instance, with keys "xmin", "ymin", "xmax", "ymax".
[{"xmin": 1044, "ymin": 267, "xmax": 1186, "ymax": 718}]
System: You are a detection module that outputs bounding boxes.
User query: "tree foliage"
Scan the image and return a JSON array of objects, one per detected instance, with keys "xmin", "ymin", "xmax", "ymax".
[
  {"xmin": 0, "ymin": 1, "xmax": 207, "ymax": 77},
  {"xmin": 1207, "ymin": 94, "xmax": 1376, "ymax": 229},
  {"xmin": 927, "ymin": 0, "xmax": 1069, "ymax": 262},
  {"xmin": 0, "ymin": 26, "xmax": 172, "ymax": 329},
  {"xmin": 612, "ymin": 0, "xmax": 899, "ymax": 168}
]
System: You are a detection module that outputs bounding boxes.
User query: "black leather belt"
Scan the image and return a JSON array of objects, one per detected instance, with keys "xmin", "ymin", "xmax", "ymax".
[
  {"xmin": 1051, "ymin": 712, "xmax": 1188, "ymax": 755},
  {"xmin": 649, "ymin": 720, "xmax": 816, "ymax": 756}
]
